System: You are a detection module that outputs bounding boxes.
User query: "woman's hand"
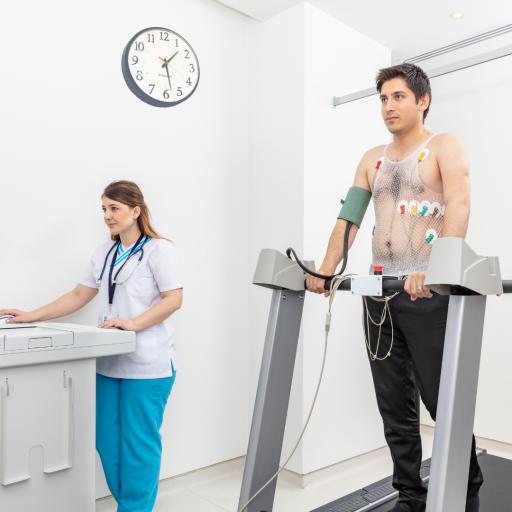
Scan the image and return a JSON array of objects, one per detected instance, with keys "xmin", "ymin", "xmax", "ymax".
[
  {"xmin": 0, "ymin": 309, "xmax": 38, "ymax": 323},
  {"xmin": 99, "ymin": 317, "xmax": 138, "ymax": 331},
  {"xmin": 404, "ymin": 271, "xmax": 433, "ymax": 301}
]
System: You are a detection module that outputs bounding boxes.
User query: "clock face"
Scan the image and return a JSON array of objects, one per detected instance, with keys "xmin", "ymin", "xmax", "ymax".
[{"xmin": 122, "ymin": 27, "xmax": 200, "ymax": 107}]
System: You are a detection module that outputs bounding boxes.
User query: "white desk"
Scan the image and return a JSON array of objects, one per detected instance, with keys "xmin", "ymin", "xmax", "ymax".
[{"xmin": 0, "ymin": 323, "xmax": 135, "ymax": 512}]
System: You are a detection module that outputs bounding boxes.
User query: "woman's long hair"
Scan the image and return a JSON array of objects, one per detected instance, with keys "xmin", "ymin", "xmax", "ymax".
[{"xmin": 102, "ymin": 181, "xmax": 167, "ymax": 241}]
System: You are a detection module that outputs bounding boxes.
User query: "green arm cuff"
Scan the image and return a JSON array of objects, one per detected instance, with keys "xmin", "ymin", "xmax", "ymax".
[{"xmin": 337, "ymin": 186, "xmax": 372, "ymax": 227}]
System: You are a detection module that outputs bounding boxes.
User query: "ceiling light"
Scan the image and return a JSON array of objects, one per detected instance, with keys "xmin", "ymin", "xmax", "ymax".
[{"xmin": 450, "ymin": 11, "xmax": 464, "ymax": 20}]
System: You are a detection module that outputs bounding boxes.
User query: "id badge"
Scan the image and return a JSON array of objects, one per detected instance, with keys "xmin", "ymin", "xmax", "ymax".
[{"xmin": 99, "ymin": 308, "xmax": 119, "ymax": 323}]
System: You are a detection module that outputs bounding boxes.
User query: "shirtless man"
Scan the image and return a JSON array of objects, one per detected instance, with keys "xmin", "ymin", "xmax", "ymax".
[{"xmin": 307, "ymin": 64, "xmax": 482, "ymax": 512}]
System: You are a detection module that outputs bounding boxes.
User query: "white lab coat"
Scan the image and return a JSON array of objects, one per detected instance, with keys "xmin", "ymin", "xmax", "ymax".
[{"xmin": 80, "ymin": 238, "xmax": 183, "ymax": 379}]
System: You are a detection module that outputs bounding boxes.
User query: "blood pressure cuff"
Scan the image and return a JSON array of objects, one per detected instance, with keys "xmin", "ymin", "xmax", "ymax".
[{"xmin": 337, "ymin": 186, "xmax": 372, "ymax": 227}]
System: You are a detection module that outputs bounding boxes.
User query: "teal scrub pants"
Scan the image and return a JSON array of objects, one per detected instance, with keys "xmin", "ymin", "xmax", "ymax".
[{"xmin": 96, "ymin": 373, "xmax": 175, "ymax": 512}]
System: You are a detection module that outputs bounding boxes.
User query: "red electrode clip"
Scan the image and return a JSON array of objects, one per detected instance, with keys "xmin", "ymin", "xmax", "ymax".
[{"xmin": 373, "ymin": 266, "xmax": 383, "ymax": 275}]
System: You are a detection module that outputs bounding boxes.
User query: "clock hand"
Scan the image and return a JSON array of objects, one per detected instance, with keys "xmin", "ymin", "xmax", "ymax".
[
  {"xmin": 162, "ymin": 62, "xmax": 173, "ymax": 92},
  {"xmin": 160, "ymin": 52, "xmax": 178, "ymax": 68},
  {"xmin": 166, "ymin": 51, "xmax": 179, "ymax": 63}
]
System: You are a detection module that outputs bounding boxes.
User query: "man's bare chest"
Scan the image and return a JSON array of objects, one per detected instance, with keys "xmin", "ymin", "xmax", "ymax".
[{"xmin": 368, "ymin": 156, "xmax": 443, "ymax": 195}]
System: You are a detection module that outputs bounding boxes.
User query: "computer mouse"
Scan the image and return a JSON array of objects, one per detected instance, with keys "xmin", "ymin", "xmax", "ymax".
[{"xmin": 0, "ymin": 315, "xmax": 14, "ymax": 325}]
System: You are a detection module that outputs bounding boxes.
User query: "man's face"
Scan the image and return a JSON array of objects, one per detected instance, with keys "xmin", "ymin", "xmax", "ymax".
[{"xmin": 379, "ymin": 77, "xmax": 428, "ymax": 134}]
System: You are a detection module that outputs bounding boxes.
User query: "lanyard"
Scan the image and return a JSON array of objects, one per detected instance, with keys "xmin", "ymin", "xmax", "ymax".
[{"xmin": 105, "ymin": 234, "xmax": 147, "ymax": 307}]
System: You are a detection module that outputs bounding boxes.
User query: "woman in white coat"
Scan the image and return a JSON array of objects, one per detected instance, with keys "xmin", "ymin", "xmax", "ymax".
[{"xmin": 0, "ymin": 180, "xmax": 183, "ymax": 512}]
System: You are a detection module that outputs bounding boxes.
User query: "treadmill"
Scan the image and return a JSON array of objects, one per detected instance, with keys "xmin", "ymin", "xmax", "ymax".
[{"xmin": 238, "ymin": 237, "xmax": 512, "ymax": 512}]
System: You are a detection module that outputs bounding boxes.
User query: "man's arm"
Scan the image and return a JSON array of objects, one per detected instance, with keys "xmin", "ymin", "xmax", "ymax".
[
  {"xmin": 405, "ymin": 133, "xmax": 470, "ymax": 301},
  {"xmin": 438, "ymin": 132, "xmax": 471, "ymax": 237},
  {"xmin": 307, "ymin": 153, "xmax": 372, "ymax": 294},
  {"xmin": 318, "ymin": 219, "xmax": 358, "ymax": 276}
]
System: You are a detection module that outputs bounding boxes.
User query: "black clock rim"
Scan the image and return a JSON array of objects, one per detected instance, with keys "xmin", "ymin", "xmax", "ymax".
[{"xmin": 121, "ymin": 26, "xmax": 200, "ymax": 108}]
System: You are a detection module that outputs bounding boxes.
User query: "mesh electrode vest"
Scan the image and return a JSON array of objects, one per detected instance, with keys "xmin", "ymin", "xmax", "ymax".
[{"xmin": 371, "ymin": 135, "xmax": 445, "ymax": 276}]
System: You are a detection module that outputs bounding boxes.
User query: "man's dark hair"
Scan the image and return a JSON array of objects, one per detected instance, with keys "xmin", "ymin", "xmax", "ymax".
[{"xmin": 376, "ymin": 63, "xmax": 432, "ymax": 121}]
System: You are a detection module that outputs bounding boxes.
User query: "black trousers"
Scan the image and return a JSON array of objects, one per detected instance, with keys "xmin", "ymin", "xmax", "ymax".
[{"xmin": 363, "ymin": 291, "xmax": 483, "ymax": 512}]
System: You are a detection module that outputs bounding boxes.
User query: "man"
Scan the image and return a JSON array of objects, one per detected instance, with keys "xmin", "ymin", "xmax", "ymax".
[{"xmin": 306, "ymin": 63, "xmax": 482, "ymax": 512}]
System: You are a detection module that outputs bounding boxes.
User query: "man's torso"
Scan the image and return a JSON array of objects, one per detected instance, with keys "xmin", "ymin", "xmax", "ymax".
[{"xmin": 364, "ymin": 134, "xmax": 446, "ymax": 276}]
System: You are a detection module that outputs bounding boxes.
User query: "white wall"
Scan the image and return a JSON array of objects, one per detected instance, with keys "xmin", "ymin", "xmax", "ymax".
[
  {"xmin": 248, "ymin": 3, "xmax": 306, "ymax": 473},
  {"xmin": 420, "ymin": 54, "xmax": 512, "ymax": 444},
  {"xmin": 301, "ymin": 3, "xmax": 391, "ymax": 473},
  {"xmin": 248, "ymin": 2, "xmax": 392, "ymax": 476},
  {"xmin": 0, "ymin": 0, "xmax": 252, "ymax": 497}
]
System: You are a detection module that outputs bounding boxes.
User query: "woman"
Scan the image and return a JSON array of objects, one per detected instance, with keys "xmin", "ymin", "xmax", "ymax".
[{"xmin": 0, "ymin": 180, "xmax": 183, "ymax": 512}]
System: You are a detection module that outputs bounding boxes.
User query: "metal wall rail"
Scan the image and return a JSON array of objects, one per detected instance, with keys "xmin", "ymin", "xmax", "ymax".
[
  {"xmin": 333, "ymin": 27, "xmax": 512, "ymax": 107},
  {"xmin": 405, "ymin": 24, "xmax": 512, "ymax": 63}
]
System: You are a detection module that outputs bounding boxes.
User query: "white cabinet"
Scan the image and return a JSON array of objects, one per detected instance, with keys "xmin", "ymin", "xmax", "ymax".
[{"xmin": 0, "ymin": 323, "xmax": 135, "ymax": 512}]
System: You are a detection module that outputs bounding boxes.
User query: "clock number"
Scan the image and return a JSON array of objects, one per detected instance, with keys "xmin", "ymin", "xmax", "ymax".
[
  {"xmin": 177, "ymin": 87, "xmax": 183, "ymax": 97},
  {"xmin": 184, "ymin": 49, "xmax": 190, "ymax": 59},
  {"xmin": 131, "ymin": 56, "xmax": 138, "ymax": 65},
  {"xmin": 189, "ymin": 63, "xmax": 195, "ymax": 73},
  {"xmin": 160, "ymin": 31, "xmax": 169, "ymax": 41},
  {"xmin": 147, "ymin": 33, "xmax": 155, "ymax": 43},
  {"xmin": 136, "ymin": 70, "xmax": 143, "ymax": 81},
  {"xmin": 186, "ymin": 77, "xmax": 192, "ymax": 86},
  {"xmin": 149, "ymin": 84, "xmax": 155, "ymax": 95},
  {"xmin": 163, "ymin": 89, "xmax": 170, "ymax": 100},
  {"xmin": 134, "ymin": 41, "xmax": 145, "ymax": 52}
]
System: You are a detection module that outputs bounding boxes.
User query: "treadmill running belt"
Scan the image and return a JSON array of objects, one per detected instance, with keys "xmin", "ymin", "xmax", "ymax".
[
  {"xmin": 311, "ymin": 458, "xmax": 432, "ymax": 512},
  {"xmin": 311, "ymin": 453, "xmax": 512, "ymax": 512}
]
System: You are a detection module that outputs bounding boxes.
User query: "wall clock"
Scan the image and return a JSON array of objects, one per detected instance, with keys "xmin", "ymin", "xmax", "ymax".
[{"xmin": 122, "ymin": 27, "xmax": 200, "ymax": 107}]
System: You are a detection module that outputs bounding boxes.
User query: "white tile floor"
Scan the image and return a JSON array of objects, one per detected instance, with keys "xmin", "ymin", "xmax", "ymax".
[{"xmin": 95, "ymin": 427, "xmax": 512, "ymax": 512}]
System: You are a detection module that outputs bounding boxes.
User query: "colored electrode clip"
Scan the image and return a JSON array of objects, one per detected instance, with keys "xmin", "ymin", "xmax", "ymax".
[{"xmin": 373, "ymin": 266, "xmax": 384, "ymax": 275}]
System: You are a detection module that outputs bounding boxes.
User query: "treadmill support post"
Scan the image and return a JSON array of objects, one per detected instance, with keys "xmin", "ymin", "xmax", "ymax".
[
  {"xmin": 426, "ymin": 295, "xmax": 487, "ymax": 512},
  {"xmin": 238, "ymin": 289, "xmax": 304, "ymax": 512}
]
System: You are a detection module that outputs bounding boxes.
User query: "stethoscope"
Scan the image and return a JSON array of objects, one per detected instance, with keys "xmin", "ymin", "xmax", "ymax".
[{"xmin": 97, "ymin": 234, "xmax": 150, "ymax": 308}]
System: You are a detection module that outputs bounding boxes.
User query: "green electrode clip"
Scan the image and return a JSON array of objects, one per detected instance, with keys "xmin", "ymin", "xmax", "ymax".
[{"xmin": 337, "ymin": 186, "xmax": 372, "ymax": 227}]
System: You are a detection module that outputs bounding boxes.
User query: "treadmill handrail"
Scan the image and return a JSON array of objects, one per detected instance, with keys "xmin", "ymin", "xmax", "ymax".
[{"xmin": 324, "ymin": 278, "xmax": 512, "ymax": 295}]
